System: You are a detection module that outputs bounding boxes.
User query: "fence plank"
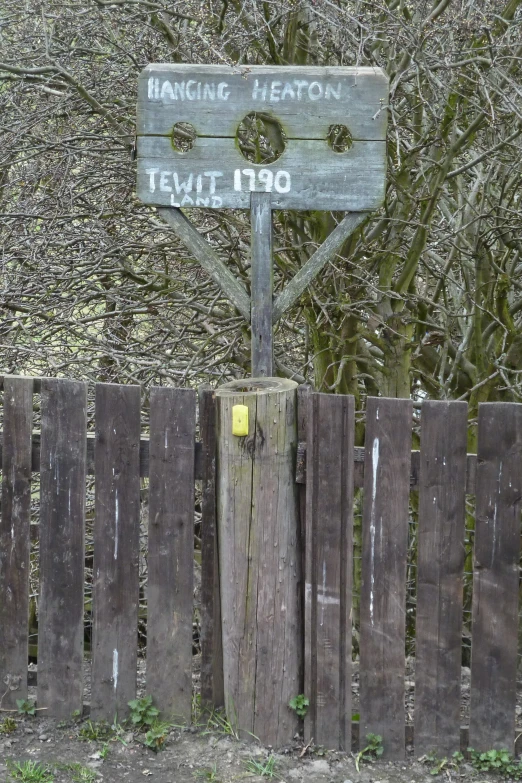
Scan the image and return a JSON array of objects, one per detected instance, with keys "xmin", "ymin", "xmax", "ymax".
[
  {"xmin": 359, "ymin": 396, "xmax": 412, "ymax": 759},
  {"xmin": 469, "ymin": 402, "xmax": 522, "ymax": 752},
  {"xmin": 91, "ymin": 383, "xmax": 141, "ymax": 721},
  {"xmin": 304, "ymin": 393, "xmax": 354, "ymax": 750},
  {"xmin": 297, "ymin": 384, "xmax": 310, "ymax": 656},
  {"xmin": 198, "ymin": 385, "xmax": 224, "ymax": 709},
  {"xmin": 147, "ymin": 387, "xmax": 195, "ymax": 720},
  {"xmin": 414, "ymin": 400, "xmax": 468, "ymax": 756},
  {"xmin": 38, "ymin": 379, "xmax": 87, "ymax": 718},
  {"xmin": 0, "ymin": 376, "xmax": 33, "ymax": 708}
]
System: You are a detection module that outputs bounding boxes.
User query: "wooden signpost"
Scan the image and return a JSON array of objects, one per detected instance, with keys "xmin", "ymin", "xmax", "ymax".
[
  {"xmin": 136, "ymin": 64, "xmax": 388, "ymax": 746},
  {"xmin": 136, "ymin": 64, "xmax": 388, "ymax": 376}
]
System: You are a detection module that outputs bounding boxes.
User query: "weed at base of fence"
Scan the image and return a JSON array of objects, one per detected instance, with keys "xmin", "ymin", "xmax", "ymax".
[
  {"xmin": 422, "ymin": 749, "xmax": 522, "ymax": 779},
  {"xmin": 128, "ymin": 695, "xmax": 160, "ymax": 729},
  {"xmin": 288, "ymin": 695, "xmax": 309, "ymax": 718},
  {"xmin": 142, "ymin": 721, "xmax": 171, "ymax": 752},
  {"xmin": 421, "ymin": 751, "xmax": 463, "ymax": 776},
  {"xmin": 192, "ymin": 694, "xmax": 241, "ymax": 741},
  {"xmin": 468, "ymin": 748, "xmax": 522, "ymax": 779},
  {"xmin": 78, "ymin": 719, "xmax": 112, "ymax": 742},
  {"xmin": 16, "ymin": 700, "xmax": 36, "ymax": 717},
  {"xmin": 354, "ymin": 733, "xmax": 383, "ymax": 771}
]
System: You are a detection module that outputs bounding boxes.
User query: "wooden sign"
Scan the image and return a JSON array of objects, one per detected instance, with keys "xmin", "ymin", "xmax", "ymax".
[{"xmin": 136, "ymin": 65, "xmax": 388, "ymax": 211}]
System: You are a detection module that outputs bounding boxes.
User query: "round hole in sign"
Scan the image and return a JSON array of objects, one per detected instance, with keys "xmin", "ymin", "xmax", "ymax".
[
  {"xmin": 171, "ymin": 122, "xmax": 196, "ymax": 152},
  {"xmin": 237, "ymin": 112, "xmax": 286, "ymax": 164},
  {"xmin": 327, "ymin": 124, "xmax": 353, "ymax": 153}
]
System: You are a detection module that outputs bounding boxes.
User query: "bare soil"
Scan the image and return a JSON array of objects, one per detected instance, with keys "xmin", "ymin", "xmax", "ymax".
[
  {"xmin": 2, "ymin": 657, "xmax": 519, "ymax": 782},
  {"xmin": 0, "ymin": 714, "xmax": 486, "ymax": 783}
]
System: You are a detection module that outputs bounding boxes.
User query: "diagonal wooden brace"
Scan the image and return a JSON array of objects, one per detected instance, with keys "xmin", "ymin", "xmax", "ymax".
[
  {"xmin": 272, "ymin": 212, "xmax": 369, "ymax": 322},
  {"xmin": 157, "ymin": 207, "xmax": 251, "ymax": 321},
  {"xmin": 158, "ymin": 207, "xmax": 369, "ymax": 327}
]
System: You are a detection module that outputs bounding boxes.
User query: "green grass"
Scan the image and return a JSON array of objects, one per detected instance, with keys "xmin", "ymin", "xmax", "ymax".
[
  {"xmin": 193, "ymin": 763, "xmax": 219, "ymax": 781},
  {"xmin": 54, "ymin": 763, "xmax": 98, "ymax": 783},
  {"xmin": 7, "ymin": 761, "xmax": 54, "ymax": 783},
  {"xmin": 244, "ymin": 755, "xmax": 277, "ymax": 778},
  {"xmin": 66, "ymin": 764, "xmax": 98, "ymax": 783},
  {"xmin": 0, "ymin": 717, "xmax": 17, "ymax": 734},
  {"xmin": 78, "ymin": 720, "xmax": 112, "ymax": 741}
]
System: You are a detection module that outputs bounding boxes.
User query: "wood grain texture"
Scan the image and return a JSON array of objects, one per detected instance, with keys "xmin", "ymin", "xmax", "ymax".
[
  {"xmin": 250, "ymin": 192, "xmax": 273, "ymax": 376},
  {"xmin": 359, "ymin": 397, "xmax": 412, "ymax": 759},
  {"xmin": 157, "ymin": 207, "xmax": 251, "ymax": 320},
  {"xmin": 38, "ymin": 379, "xmax": 87, "ymax": 718},
  {"xmin": 414, "ymin": 401, "xmax": 467, "ymax": 757},
  {"xmin": 137, "ymin": 65, "xmax": 388, "ymax": 140},
  {"xmin": 0, "ymin": 376, "xmax": 33, "ymax": 708},
  {"xmin": 304, "ymin": 393, "xmax": 354, "ymax": 750},
  {"xmin": 138, "ymin": 137, "xmax": 386, "ymax": 211},
  {"xmin": 147, "ymin": 387, "xmax": 195, "ymax": 720},
  {"xmin": 216, "ymin": 378, "xmax": 301, "ymax": 746},
  {"xmin": 469, "ymin": 402, "xmax": 522, "ymax": 753},
  {"xmin": 198, "ymin": 385, "xmax": 224, "ymax": 709},
  {"xmin": 91, "ymin": 383, "xmax": 141, "ymax": 721},
  {"xmin": 273, "ymin": 213, "xmax": 368, "ymax": 321}
]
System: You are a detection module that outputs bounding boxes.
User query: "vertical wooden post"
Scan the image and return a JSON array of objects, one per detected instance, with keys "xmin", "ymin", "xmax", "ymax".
[
  {"xmin": 0, "ymin": 376, "xmax": 33, "ymax": 708},
  {"xmin": 215, "ymin": 378, "xmax": 301, "ymax": 745},
  {"xmin": 250, "ymin": 192, "xmax": 273, "ymax": 377}
]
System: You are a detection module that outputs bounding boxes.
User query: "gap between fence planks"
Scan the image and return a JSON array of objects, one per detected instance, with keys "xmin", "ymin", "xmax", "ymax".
[
  {"xmin": 0, "ymin": 376, "xmax": 33, "ymax": 709},
  {"xmin": 147, "ymin": 387, "xmax": 195, "ymax": 721},
  {"xmin": 91, "ymin": 383, "xmax": 141, "ymax": 721},
  {"xmin": 38, "ymin": 379, "xmax": 88, "ymax": 718},
  {"xmin": 414, "ymin": 400, "xmax": 468, "ymax": 757},
  {"xmin": 359, "ymin": 397, "xmax": 412, "ymax": 760},
  {"xmin": 469, "ymin": 402, "xmax": 522, "ymax": 753},
  {"xmin": 198, "ymin": 385, "xmax": 224, "ymax": 709},
  {"xmin": 304, "ymin": 392, "xmax": 354, "ymax": 750}
]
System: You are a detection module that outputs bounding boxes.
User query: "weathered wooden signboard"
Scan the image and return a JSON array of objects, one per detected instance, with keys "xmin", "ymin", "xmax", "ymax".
[
  {"xmin": 136, "ymin": 65, "xmax": 388, "ymax": 211},
  {"xmin": 136, "ymin": 64, "xmax": 388, "ymax": 376}
]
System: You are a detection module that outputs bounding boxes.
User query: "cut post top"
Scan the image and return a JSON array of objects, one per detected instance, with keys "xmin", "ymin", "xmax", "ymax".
[{"xmin": 215, "ymin": 377, "xmax": 298, "ymax": 396}]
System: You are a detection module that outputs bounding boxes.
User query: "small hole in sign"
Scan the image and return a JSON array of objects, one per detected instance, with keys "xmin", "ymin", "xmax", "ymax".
[
  {"xmin": 171, "ymin": 122, "xmax": 196, "ymax": 152},
  {"xmin": 327, "ymin": 124, "xmax": 353, "ymax": 153},
  {"xmin": 237, "ymin": 112, "xmax": 286, "ymax": 164}
]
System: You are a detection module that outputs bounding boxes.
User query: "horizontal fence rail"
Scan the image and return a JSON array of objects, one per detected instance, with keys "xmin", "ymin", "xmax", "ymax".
[{"xmin": 1, "ymin": 376, "xmax": 522, "ymax": 758}]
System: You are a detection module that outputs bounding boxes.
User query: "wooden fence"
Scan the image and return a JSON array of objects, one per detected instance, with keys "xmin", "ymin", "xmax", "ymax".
[{"xmin": 1, "ymin": 376, "xmax": 522, "ymax": 759}]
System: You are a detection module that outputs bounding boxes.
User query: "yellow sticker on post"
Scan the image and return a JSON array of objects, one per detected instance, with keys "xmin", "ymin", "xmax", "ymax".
[{"xmin": 232, "ymin": 404, "xmax": 249, "ymax": 436}]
